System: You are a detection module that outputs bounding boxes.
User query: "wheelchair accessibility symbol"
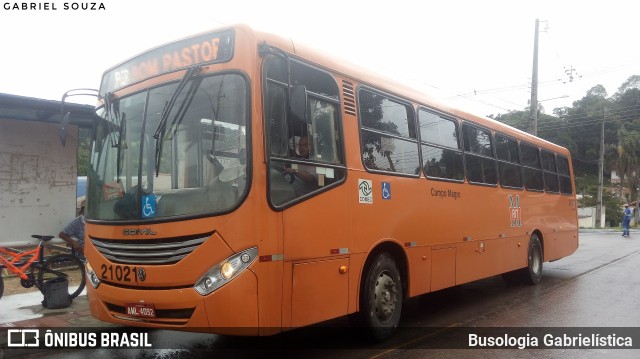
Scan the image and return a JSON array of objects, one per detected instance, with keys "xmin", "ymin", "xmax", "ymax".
[
  {"xmin": 142, "ymin": 194, "xmax": 157, "ymax": 218},
  {"xmin": 382, "ymin": 182, "xmax": 391, "ymax": 200}
]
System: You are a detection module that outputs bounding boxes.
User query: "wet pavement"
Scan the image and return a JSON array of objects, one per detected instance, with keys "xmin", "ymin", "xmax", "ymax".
[{"xmin": 0, "ymin": 290, "xmax": 101, "ymax": 328}]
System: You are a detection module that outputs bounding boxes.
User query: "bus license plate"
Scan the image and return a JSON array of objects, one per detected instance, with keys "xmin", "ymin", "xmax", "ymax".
[{"xmin": 125, "ymin": 303, "xmax": 156, "ymax": 319}]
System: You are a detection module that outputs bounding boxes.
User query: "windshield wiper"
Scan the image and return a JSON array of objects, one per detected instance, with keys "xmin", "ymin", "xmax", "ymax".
[
  {"xmin": 153, "ymin": 66, "xmax": 201, "ymax": 176},
  {"xmin": 114, "ymin": 112, "xmax": 126, "ymax": 181},
  {"xmin": 103, "ymin": 92, "xmax": 118, "ymax": 148},
  {"xmin": 103, "ymin": 93, "xmax": 126, "ymax": 182}
]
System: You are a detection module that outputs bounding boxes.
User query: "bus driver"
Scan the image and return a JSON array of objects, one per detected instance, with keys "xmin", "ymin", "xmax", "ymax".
[{"xmin": 285, "ymin": 134, "xmax": 317, "ymax": 196}]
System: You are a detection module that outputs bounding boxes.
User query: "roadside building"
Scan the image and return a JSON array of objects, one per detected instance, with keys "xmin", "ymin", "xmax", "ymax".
[{"xmin": 0, "ymin": 93, "xmax": 96, "ymax": 246}]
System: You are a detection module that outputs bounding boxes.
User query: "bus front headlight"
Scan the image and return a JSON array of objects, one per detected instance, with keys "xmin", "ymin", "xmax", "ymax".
[
  {"xmin": 86, "ymin": 262, "xmax": 101, "ymax": 288},
  {"xmin": 194, "ymin": 247, "xmax": 258, "ymax": 295}
]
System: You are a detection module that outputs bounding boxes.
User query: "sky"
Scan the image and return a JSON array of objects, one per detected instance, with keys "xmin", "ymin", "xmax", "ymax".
[{"xmin": 1, "ymin": 0, "xmax": 639, "ymax": 118}]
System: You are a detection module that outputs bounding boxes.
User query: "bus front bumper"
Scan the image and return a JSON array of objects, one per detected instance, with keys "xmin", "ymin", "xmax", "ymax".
[{"xmin": 86, "ymin": 269, "xmax": 260, "ymax": 335}]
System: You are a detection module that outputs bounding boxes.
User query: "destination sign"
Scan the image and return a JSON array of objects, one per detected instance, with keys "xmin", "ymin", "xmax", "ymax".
[{"xmin": 99, "ymin": 29, "xmax": 235, "ymax": 95}]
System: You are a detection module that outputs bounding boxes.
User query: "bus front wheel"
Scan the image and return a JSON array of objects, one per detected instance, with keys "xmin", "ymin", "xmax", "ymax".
[
  {"xmin": 360, "ymin": 252, "xmax": 403, "ymax": 342},
  {"xmin": 520, "ymin": 234, "xmax": 543, "ymax": 285}
]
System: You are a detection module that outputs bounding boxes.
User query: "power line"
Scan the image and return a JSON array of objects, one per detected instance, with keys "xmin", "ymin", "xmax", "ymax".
[{"xmin": 536, "ymin": 106, "xmax": 640, "ymax": 131}]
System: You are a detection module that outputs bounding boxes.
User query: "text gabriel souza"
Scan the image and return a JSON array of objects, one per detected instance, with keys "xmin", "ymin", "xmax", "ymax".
[{"xmin": 3, "ymin": 2, "xmax": 106, "ymax": 10}]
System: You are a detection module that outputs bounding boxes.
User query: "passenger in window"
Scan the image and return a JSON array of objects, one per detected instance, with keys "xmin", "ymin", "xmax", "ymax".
[{"xmin": 286, "ymin": 134, "xmax": 318, "ymax": 195}]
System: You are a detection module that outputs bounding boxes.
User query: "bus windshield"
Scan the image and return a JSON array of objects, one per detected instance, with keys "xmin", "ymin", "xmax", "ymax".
[{"xmin": 87, "ymin": 73, "xmax": 249, "ymax": 221}]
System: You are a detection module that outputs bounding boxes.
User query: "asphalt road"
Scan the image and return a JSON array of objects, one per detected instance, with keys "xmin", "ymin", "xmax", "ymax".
[{"xmin": 4, "ymin": 230, "xmax": 640, "ymax": 358}]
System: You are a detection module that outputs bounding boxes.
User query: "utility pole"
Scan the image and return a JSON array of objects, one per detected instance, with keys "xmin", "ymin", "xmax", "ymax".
[
  {"xmin": 596, "ymin": 110, "xmax": 605, "ymax": 228},
  {"xmin": 529, "ymin": 19, "xmax": 539, "ymax": 136}
]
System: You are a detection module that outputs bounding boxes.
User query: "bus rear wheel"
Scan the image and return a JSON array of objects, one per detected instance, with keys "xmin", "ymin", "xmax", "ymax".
[
  {"xmin": 359, "ymin": 252, "xmax": 403, "ymax": 342},
  {"xmin": 520, "ymin": 234, "xmax": 543, "ymax": 285}
]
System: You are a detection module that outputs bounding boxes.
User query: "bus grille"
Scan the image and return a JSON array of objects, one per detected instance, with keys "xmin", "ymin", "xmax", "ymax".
[{"xmin": 90, "ymin": 233, "xmax": 210, "ymax": 265}]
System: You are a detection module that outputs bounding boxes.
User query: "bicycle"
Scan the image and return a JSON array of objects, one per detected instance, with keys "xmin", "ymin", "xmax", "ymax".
[{"xmin": 0, "ymin": 235, "xmax": 86, "ymax": 301}]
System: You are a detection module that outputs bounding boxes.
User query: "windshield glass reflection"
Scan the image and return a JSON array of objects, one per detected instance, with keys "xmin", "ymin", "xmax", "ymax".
[{"xmin": 87, "ymin": 73, "xmax": 249, "ymax": 221}]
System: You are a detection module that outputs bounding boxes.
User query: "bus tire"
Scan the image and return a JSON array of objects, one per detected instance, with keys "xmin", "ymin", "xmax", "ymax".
[
  {"xmin": 520, "ymin": 234, "xmax": 543, "ymax": 285},
  {"xmin": 360, "ymin": 252, "xmax": 403, "ymax": 342},
  {"xmin": 0, "ymin": 275, "xmax": 4, "ymax": 300}
]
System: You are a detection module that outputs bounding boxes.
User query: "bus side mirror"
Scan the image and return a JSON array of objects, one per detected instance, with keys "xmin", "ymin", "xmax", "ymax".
[
  {"xmin": 59, "ymin": 112, "xmax": 71, "ymax": 146},
  {"xmin": 59, "ymin": 88, "xmax": 100, "ymax": 146},
  {"xmin": 289, "ymin": 85, "xmax": 307, "ymax": 123}
]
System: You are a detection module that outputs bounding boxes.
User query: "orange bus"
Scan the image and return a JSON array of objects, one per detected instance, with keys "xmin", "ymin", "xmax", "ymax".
[{"xmin": 84, "ymin": 24, "xmax": 578, "ymax": 341}]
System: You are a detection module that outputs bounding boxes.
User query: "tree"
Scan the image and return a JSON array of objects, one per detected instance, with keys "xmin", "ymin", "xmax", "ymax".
[
  {"xmin": 492, "ymin": 110, "xmax": 574, "ymax": 151},
  {"xmin": 609, "ymin": 76, "xmax": 640, "ymax": 202},
  {"xmin": 613, "ymin": 124, "xmax": 640, "ymax": 202},
  {"xmin": 578, "ymin": 186, "xmax": 624, "ymax": 227},
  {"xmin": 564, "ymin": 85, "xmax": 612, "ymax": 162},
  {"xmin": 616, "ymin": 75, "xmax": 640, "ymax": 94},
  {"xmin": 77, "ymin": 128, "xmax": 91, "ymax": 176}
]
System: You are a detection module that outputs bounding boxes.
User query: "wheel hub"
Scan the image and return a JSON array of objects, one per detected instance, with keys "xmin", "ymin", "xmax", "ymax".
[
  {"xmin": 374, "ymin": 272, "xmax": 398, "ymax": 323},
  {"xmin": 532, "ymin": 248, "xmax": 541, "ymax": 274}
]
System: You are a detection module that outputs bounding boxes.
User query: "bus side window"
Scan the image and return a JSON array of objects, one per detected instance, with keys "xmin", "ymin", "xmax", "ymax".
[
  {"xmin": 557, "ymin": 155, "xmax": 573, "ymax": 194},
  {"xmin": 495, "ymin": 134, "xmax": 523, "ymax": 188},
  {"xmin": 310, "ymin": 100, "xmax": 340, "ymax": 164},
  {"xmin": 520, "ymin": 143, "xmax": 544, "ymax": 191},
  {"xmin": 264, "ymin": 56, "xmax": 346, "ymax": 207},
  {"xmin": 268, "ymin": 84, "xmax": 288, "ymax": 157},
  {"xmin": 358, "ymin": 89, "xmax": 419, "ymax": 175},
  {"xmin": 418, "ymin": 108, "xmax": 464, "ymax": 181},
  {"xmin": 462, "ymin": 123, "xmax": 497, "ymax": 185},
  {"xmin": 541, "ymin": 150, "xmax": 559, "ymax": 193}
]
